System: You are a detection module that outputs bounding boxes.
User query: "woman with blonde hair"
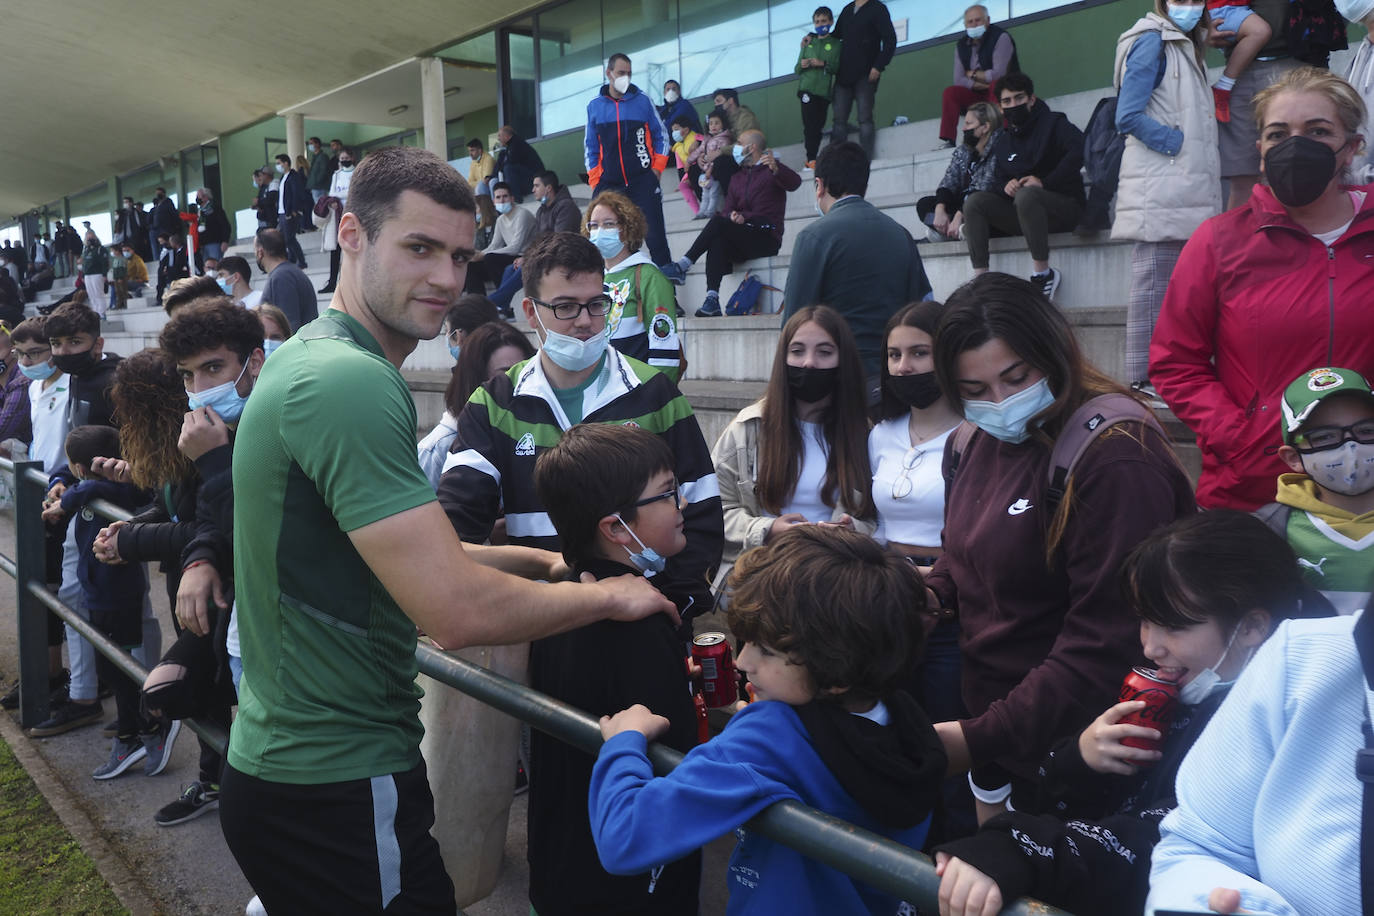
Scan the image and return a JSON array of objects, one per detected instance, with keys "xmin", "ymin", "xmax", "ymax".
[
  {"xmin": 1152, "ymin": 66, "xmax": 1374, "ymax": 510},
  {"xmin": 1111, "ymin": 0, "xmax": 1221, "ymax": 394},
  {"xmin": 918, "ymin": 101, "xmax": 1004, "ymax": 242},
  {"xmin": 583, "ymin": 191, "xmax": 683, "ymax": 382}
]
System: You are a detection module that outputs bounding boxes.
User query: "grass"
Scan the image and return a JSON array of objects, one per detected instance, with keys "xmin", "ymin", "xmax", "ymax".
[{"xmin": 0, "ymin": 736, "xmax": 128, "ymax": 915}]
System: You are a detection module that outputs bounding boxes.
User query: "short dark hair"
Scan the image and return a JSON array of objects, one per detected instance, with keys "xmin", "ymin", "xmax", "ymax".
[
  {"xmin": 10, "ymin": 317, "xmax": 46, "ymax": 346},
  {"xmin": 255, "ymin": 227, "xmax": 287, "ymax": 259},
  {"xmin": 218, "ymin": 255, "xmax": 251, "ymax": 285},
  {"xmin": 994, "ymin": 71, "xmax": 1034, "ymax": 99},
  {"xmin": 330, "ymin": 138, "xmax": 343, "ymax": 146},
  {"xmin": 161, "ymin": 275, "xmax": 223, "ymax": 316},
  {"xmin": 706, "ymin": 107, "xmax": 730, "ymax": 127},
  {"xmin": 45, "ymin": 302, "xmax": 100, "ymax": 339},
  {"xmin": 727, "ymin": 526, "xmax": 927, "ymax": 706},
  {"xmin": 467, "ymin": 138, "xmax": 484, "ymax": 150},
  {"xmin": 670, "ymin": 115, "xmax": 693, "ymax": 130},
  {"xmin": 1122, "ymin": 510, "xmax": 1309, "ymax": 630},
  {"xmin": 276, "ymin": 153, "xmax": 292, "ymax": 165},
  {"xmin": 608, "ymin": 52, "xmax": 631, "ymax": 70},
  {"xmin": 535, "ymin": 423, "xmax": 675, "ymax": 568},
  {"xmin": 813, "ymin": 6, "xmax": 834, "ymax": 18},
  {"xmin": 348, "ymin": 146, "xmax": 474, "ymax": 243},
  {"xmin": 445, "ymin": 294, "xmax": 501, "ymax": 335},
  {"xmin": 521, "ymin": 232, "xmax": 604, "ymax": 300},
  {"xmin": 309, "ymin": 136, "xmax": 322, "ymax": 145},
  {"xmin": 65, "ymin": 425, "xmax": 121, "ymax": 469},
  {"xmin": 664, "ymin": 79, "xmax": 680, "ymax": 89},
  {"xmin": 815, "ymin": 141, "xmax": 869, "ymax": 198},
  {"xmin": 713, "ymin": 88, "xmax": 739, "ymax": 103},
  {"xmin": 160, "ymin": 299, "xmax": 265, "ymax": 365},
  {"xmin": 877, "ymin": 300, "xmax": 948, "ymax": 420},
  {"xmin": 445, "ymin": 320, "xmax": 536, "ymax": 415},
  {"xmin": 534, "ymin": 170, "xmax": 560, "ymax": 190},
  {"xmin": 491, "ymin": 181, "xmax": 512, "ymax": 196}
]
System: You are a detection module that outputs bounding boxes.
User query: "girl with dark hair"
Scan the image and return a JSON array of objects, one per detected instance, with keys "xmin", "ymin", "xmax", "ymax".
[
  {"xmin": 924, "ymin": 272, "xmax": 1195, "ymax": 825},
  {"xmin": 710, "ymin": 305, "xmax": 875, "ymax": 607},
  {"xmin": 934, "ymin": 510, "xmax": 1328, "ymax": 916},
  {"xmin": 418, "ymin": 320, "xmax": 534, "ymax": 490}
]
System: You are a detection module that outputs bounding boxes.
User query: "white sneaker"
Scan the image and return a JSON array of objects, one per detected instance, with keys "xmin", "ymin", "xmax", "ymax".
[{"xmin": 245, "ymin": 895, "xmax": 267, "ymax": 916}]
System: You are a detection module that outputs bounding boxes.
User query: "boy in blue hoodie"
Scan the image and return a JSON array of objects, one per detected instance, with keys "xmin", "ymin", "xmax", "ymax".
[
  {"xmin": 40, "ymin": 425, "xmax": 171, "ymax": 779},
  {"xmin": 589, "ymin": 525, "xmax": 946, "ymax": 915}
]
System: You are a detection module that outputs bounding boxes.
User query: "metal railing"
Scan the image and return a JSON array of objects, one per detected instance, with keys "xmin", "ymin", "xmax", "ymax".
[{"xmin": 2, "ymin": 457, "xmax": 1068, "ymax": 916}]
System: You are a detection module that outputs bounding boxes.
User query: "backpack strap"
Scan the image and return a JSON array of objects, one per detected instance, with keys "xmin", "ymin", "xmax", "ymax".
[
  {"xmin": 1354, "ymin": 609, "xmax": 1374, "ymax": 912},
  {"xmin": 942, "ymin": 420, "xmax": 979, "ymax": 487},
  {"xmin": 1044, "ymin": 393, "xmax": 1162, "ymax": 516},
  {"xmin": 1253, "ymin": 502, "xmax": 1293, "ymax": 537}
]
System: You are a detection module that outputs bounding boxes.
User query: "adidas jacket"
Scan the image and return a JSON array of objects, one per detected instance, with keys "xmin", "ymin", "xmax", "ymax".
[
  {"xmin": 585, "ymin": 83, "xmax": 670, "ymax": 189},
  {"xmin": 438, "ymin": 349, "xmax": 723, "ymax": 615}
]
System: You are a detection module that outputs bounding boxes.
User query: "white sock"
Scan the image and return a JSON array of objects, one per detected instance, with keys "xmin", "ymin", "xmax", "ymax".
[
  {"xmin": 1215, "ymin": 76, "xmax": 1235, "ymax": 92},
  {"xmin": 1031, "ymin": 268, "xmax": 1050, "ymax": 278}
]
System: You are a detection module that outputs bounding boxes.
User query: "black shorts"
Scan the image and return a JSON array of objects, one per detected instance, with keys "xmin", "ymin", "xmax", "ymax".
[{"xmin": 220, "ymin": 759, "xmax": 456, "ymax": 915}]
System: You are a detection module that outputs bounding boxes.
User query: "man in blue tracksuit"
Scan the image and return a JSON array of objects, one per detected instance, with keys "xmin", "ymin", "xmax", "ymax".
[{"xmin": 585, "ymin": 53, "xmax": 673, "ymax": 269}]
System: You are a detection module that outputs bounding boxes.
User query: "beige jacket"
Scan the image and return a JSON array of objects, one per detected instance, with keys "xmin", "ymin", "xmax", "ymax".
[
  {"xmin": 1110, "ymin": 14, "xmax": 1221, "ymax": 242},
  {"xmin": 711, "ymin": 401, "xmax": 876, "ymax": 593}
]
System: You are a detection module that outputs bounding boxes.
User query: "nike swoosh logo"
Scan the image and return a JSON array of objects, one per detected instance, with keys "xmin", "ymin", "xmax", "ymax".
[{"xmin": 1008, "ymin": 498, "xmax": 1033, "ymax": 515}]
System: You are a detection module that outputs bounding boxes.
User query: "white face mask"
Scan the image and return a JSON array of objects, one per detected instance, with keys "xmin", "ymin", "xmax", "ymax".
[
  {"xmin": 1300, "ymin": 439, "xmax": 1374, "ymax": 496},
  {"xmin": 611, "ymin": 74, "xmax": 631, "ymax": 94},
  {"xmin": 966, "ymin": 24, "xmax": 987, "ymax": 39},
  {"xmin": 664, "ymin": 89, "xmax": 679, "ymax": 103},
  {"xmin": 1179, "ymin": 624, "xmax": 1252, "ymax": 705},
  {"xmin": 531, "ymin": 303, "xmax": 609, "ymax": 372}
]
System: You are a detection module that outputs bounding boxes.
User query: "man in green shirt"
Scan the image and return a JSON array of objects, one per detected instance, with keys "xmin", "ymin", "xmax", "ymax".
[{"xmin": 220, "ymin": 146, "xmax": 675, "ymax": 916}]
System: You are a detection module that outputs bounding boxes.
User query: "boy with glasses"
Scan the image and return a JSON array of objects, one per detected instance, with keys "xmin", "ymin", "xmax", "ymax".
[
  {"xmin": 526, "ymin": 422, "xmax": 702, "ymax": 914},
  {"xmin": 439, "ymin": 232, "xmax": 723, "ymax": 621}
]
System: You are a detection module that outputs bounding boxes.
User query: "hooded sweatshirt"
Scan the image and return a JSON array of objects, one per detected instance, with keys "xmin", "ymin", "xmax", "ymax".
[
  {"xmin": 1273, "ymin": 473, "xmax": 1374, "ymax": 614},
  {"xmin": 603, "ymin": 250, "xmax": 682, "ymax": 382},
  {"xmin": 589, "ymin": 691, "xmax": 945, "ymax": 915}
]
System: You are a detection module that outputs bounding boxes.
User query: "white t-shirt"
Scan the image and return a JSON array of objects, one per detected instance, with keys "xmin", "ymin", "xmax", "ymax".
[
  {"xmin": 241, "ymin": 289, "xmax": 263, "ymax": 310},
  {"xmin": 28, "ymin": 373, "xmax": 70, "ymax": 472},
  {"xmin": 869, "ymin": 416, "xmax": 954, "ymax": 548},
  {"xmin": 779, "ymin": 420, "xmax": 832, "ymax": 522}
]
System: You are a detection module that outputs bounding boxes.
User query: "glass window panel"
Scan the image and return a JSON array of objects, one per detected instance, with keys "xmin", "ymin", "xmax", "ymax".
[
  {"xmin": 884, "ymin": 0, "xmax": 1010, "ymax": 46},
  {"xmin": 769, "ymin": 0, "xmax": 818, "ymax": 80},
  {"xmin": 67, "ymin": 182, "xmax": 115, "ymax": 245},
  {"xmin": 680, "ymin": 0, "xmax": 769, "ymax": 102},
  {"xmin": 1009, "ymin": 0, "xmax": 1072, "ymax": 18},
  {"xmin": 538, "ymin": 0, "xmax": 606, "ymax": 135},
  {"xmin": 602, "ymin": 0, "xmax": 682, "ymax": 106}
]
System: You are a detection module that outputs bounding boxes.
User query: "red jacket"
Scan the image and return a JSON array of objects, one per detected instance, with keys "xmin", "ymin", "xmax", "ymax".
[{"xmin": 1150, "ymin": 184, "xmax": 1374, "ymax": 510}]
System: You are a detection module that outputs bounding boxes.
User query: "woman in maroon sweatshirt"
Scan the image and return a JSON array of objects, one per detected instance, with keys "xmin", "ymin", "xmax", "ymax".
[{"xmin": 925, "ymin": 272, "xmax": 1195, "ymax": 826}]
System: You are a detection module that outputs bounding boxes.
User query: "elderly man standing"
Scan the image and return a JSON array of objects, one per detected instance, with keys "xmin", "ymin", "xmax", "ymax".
[
  {"xmin": 936, "ymin": 5, "xmax": 1019, "ymax": 149},
  {"xmin": 661, "ymin": 129, "xmax": 801, "ymax": 317}
]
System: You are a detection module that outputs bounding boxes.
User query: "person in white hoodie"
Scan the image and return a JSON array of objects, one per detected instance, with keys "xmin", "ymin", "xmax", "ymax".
[{"xmin": 1341, "ymin": 0, "xmax": 1374, "ymax": 182}]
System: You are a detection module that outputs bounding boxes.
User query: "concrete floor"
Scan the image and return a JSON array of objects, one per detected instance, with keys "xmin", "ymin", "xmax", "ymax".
[{"xmin": 0, "ymin": 509, "xmax": 737, "ymax": 915}]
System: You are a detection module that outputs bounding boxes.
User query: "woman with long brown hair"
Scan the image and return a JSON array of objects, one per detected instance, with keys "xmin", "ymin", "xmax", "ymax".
[
  {"xmin": 710, "ymin": 305, "xmax": 875, "ymax": 606},
  {"xmin": 925, "ymin": 272, "xmax": 1194, "ymax": 825}
]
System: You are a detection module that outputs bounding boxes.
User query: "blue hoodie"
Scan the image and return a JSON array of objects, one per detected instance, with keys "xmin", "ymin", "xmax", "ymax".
[
  {"xmin": 589, "ymin": 695, "xmax": 944, "ymax": 915},
  {"xmin": 584, "ymin": 83, "xmax": 669, "ymax": 189}
]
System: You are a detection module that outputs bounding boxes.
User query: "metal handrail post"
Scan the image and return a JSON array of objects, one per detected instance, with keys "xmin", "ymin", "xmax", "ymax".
[{"xmin": 15, "ymin": 460, "xmax": 51, "ymax": 730}]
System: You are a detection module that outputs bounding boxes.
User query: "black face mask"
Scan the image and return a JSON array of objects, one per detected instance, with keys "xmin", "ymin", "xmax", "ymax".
[
  {"xmin": 1002, "ymin": 102, "xmax": 1031, "ymax": 130},
  {"xmin": 886, "ymin": 371, "xmax": 942, "ymax": 409},
  {"xmin": 962, "ymin": 128, "xmax": 980, "ymax": 148},
  {"xmin": 1265, "ymin": 135, "xmax": 1340, "ymax": 209},
  {"xmin": 53, "ymin": 348, "xmax": 98, "ymax": 377},
  {"xmin": 256, "ymin": 257, "xmax": 267, "ymax": 275},
  {"xmin": 786, "ymin": 365, "xmax": 840, "ymax": 403}
]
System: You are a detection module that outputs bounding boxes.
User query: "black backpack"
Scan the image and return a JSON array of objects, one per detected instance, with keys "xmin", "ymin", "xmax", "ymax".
[{"xmin": 1078, "ymin": 96, "xmax": 1126, "ymax": 231}]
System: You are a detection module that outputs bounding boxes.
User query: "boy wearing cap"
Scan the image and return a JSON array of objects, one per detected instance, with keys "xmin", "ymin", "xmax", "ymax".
[{"xmin": 1261, "ymin": 367, "xmax": 1374, "ymax": 614}]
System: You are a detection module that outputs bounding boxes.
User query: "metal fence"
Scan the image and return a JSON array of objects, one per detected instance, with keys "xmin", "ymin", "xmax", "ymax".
[{"xmin": 2, "ymin": 457, "xmax": 1068, "ymax": 916}]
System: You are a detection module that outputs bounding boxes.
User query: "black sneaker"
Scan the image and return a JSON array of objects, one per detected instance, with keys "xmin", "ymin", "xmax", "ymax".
[
  {"xmin": 1031, "ymin": 268, "xmax": 1062, "ymax": 302},
  {"xmin": 154, "ymin": 780, "xmax": 220, "ymax": 827},
  {"xmin": 26, "ymin": 700, "xmax": 103, "ymax": 737}
]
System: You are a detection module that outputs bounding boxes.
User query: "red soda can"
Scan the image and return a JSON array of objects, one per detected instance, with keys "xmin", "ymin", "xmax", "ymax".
[
  {"xmin": 692, "ymin": 632, "xmax": 737, "ymax": 708},
  {"xmin": 1116, "ymin": 667, "xmax": 1179, "ymax": 754}
]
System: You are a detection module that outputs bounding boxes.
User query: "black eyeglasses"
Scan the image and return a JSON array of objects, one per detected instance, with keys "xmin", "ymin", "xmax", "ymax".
[
  {"xmin": 633, "ymin": 483, "xmax": 681, "ymax": 510},
  {"xmin": 529, "ymin": 296, "xmax": 612, "ymax": 321},
  {"xmin": 14, "ymin": 346, "xmax": 50, "ymax": 361},
  {"xmin": 1293, "ymin": 419, "xmax": 1374, "ymax": 453}
]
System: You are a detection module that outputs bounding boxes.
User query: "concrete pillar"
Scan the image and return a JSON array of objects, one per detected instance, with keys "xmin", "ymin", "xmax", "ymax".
[
  {"xmin": 420, "ymin": 57, "xmax": 448, "ymax": 160},
  {"xmin": 285, "ymin": 113, "xmax": 306, "ymax": 166}
]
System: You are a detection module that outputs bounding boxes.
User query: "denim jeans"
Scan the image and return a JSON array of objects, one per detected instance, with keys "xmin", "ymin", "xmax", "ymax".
[{"xmin": 830, "ymin": 77, "xmax": 878, "ymax": 159}]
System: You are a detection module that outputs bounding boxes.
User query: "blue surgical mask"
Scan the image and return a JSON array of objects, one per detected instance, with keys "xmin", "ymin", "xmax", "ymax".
[
  {"xmin": 531, "ymin": 304, "xmax": 609, "ymax": 372},
  {"xmin": 671, "ymin": 129, "xmax": 683, "ymax": 143},
  {"xmin": 732, "ymin": 144, "xmax": 748, "ymax": 165},
  {"xmin": 612, "ymin": 513, "xmax": 667, "ymax": 576},
  {"xmin": 589, "ymin": 228, "xmax": 623, "ymax": 259},
  {"xmin": 966, "ymin": 25, "xmax": 987, "ymax": 40},
  {"xmin": 814, "ymin": 24, "xmax": 831, "ymax": 35},
  {"xmin": 448, "ymin": 343, "xmax": 462, "ymax": 361},
  {"xmin": 495, "ymin": 201, "xmax": 512, "ymax": 215},
  {"xmin": 216, "ymin": 277, "xmax": 234, "ymax": 296},
  {"xmin": 262, "ymin": 339, "xmax": 282, "ymax": 359},
  {"xmin": 962, "ymin": 377, "xmax": 1055, "ymax": 444},
  {"xmin": 186, "ymin": 360, "xmax": 251, "ymax": 422},
  {"xmin": 1166, "ymin": 4, "xmax": 1204, "ymax": 32},
  {"xmin": 19, "ymin": 361, "xmax": 55, "ymax": 381}
]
